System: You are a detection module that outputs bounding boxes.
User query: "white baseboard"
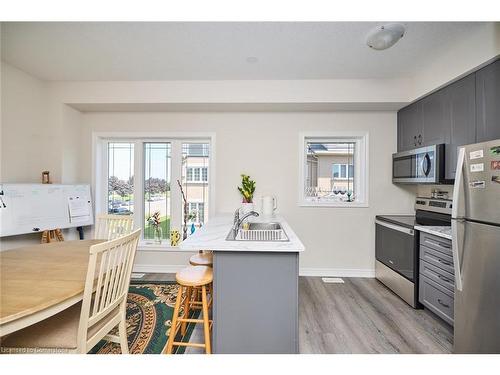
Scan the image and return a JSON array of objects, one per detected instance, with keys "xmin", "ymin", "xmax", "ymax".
[
  {"xmin": 299, "ymin": 268, "xmax": 375, "ymax": 278},
  {"xmin": 134, "ymin": 263, "xmax": 375, "ymax": 278}
]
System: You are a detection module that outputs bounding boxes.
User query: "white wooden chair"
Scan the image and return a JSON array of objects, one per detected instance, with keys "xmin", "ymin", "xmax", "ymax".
[
  {"xmin": 94, "ymin": 214, "xmax": 134, "ymax": 240},
  {"xmin": 1, "ymin": 229, "xmax": 141, "ymax": 354}
]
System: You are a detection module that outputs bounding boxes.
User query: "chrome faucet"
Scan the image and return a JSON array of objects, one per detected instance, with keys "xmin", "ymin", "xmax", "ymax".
[{"xmin": 232, "ymin": 208, "xmax": 259, "ymax": 233}]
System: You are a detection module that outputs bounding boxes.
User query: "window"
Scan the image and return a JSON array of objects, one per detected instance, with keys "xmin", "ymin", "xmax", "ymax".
[
  {"xmin": 182, "ymin": 143, "xmax": 210, "ymax": 232},
  {"xmin": 299, "ymin": 133, "xmax": 368, "ymax": 207},
  {"xmin": 144, "ymin": 143, "xmax": 171, "ymax": 241},
  {"xmin": 186, "ymin": 167, "xmax": 208, "ymax": 182},
  {"xmin": 99, "ymin": 135, "xmax": 213, "ymax": 247},
  {"xmin": 332, "ymin": 163, "xmax": 354, "ymax": 180},
  {"xmin": 107, "ymin": 143, "xmax": 134, "ymax": 216}
]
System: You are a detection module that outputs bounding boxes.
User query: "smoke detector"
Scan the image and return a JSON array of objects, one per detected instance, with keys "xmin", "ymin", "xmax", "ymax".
[{"xmin": 366, "ymin": 23, "xmax": 405, "ymax": 50}]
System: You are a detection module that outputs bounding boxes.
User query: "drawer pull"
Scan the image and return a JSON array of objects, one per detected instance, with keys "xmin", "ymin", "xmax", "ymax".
[
  {"xmin": 437, "ymin": 299, "xmax": 450, "ymax": 308},
  {"xmin": 438, "ymin": 274, "xmax": 452, "ymax": 283},
  {"xmin": 425, "ymin": 238, "xmax": 451, "ymax": 249},
  {"xmin": 437, "ymin": 258, "xmax": 452, "ymax": 266}
]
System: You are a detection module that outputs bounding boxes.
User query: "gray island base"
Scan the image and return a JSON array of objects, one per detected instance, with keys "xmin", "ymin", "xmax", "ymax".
[{"xmin": 178, "ymin": 215, "xmax": 305, "ymax": 354}]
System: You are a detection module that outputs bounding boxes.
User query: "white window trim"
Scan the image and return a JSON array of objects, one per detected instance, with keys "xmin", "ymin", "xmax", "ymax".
[
  {"xmin": 298, "ymin": 131, "xmax": 369, "ymax": 208},
  {"xmin": 92, "ymin": 132, "xmax": 216, "ymax": 251}
]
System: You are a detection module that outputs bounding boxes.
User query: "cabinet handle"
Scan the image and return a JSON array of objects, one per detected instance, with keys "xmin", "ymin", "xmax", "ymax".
[
  {"xmin": 425, "ymin": 238, "xmax": 451, "ymax": 249},
  {"xmin": 437, "ymin": 274, "xmax": 452, "ymax": 283},
  {"xmin": 414, "ymin": 136, "xmax": 417, "ymax": 146},
  {"xmin": 437, "ymin": 258, "xmax": 452, "ymax": 266},
  {"xmin": 418, "ymin": 134, "xmax": 422, "ymax": 145},
  {"xmin": 437, "ymin": 298, "xmax": 450, "ymax": 308}
]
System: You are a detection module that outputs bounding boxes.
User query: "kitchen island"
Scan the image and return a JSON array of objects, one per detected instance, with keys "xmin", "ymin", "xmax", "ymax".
[{"xmin": 179, "ymin": 215, "xmax": 305, "ymax": 354}]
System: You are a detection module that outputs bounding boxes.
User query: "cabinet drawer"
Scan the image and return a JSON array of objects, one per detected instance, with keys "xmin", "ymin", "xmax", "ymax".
[
  {"xmin": 420, "ymin": 232, "xmax": 452, "ymax": 256},
  {"xmin": 419, "ymin": 245, "xmax": 454, "ymax": 275},
  {"xmin": 419, "ymin": 275, "xmax": 454, "ymax": 326},
  {"xmin": 420, "ymin": 259, "xmax": 455, "ymax": 292}
]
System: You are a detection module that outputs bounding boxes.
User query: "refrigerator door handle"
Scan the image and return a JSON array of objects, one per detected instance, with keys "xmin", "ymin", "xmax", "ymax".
[
  {"xmin": 452, "ymin": 219, "xmax": 464, "ymax": 291},
  {"xmin": 452, "ymin": 147, "xmax": 466, "ymax": 292},
  {"xmin": 452, "ymin": 147, "xmax": 465, "ymax": 219}
]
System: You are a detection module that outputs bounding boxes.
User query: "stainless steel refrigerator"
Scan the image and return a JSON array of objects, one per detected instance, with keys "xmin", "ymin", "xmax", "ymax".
[{"xmin": 452, "ymin": 139, "xmax": 500, "ymax": 353}]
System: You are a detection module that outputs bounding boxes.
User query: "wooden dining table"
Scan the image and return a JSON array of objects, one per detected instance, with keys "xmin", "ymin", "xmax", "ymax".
[{"xmin": 0, "ymin": 240, "xmax": 104, "ymax": 337}]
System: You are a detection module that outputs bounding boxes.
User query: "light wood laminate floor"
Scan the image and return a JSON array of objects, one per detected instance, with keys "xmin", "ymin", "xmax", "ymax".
[{"xmin": 138, "ymin": 274, "xmax": 453, "ymax": 354}]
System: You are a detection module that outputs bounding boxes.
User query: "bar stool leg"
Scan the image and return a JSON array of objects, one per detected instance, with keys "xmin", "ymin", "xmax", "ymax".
[
  {"xmin": 201, "ymin": 285, "xmax": 211, "ymax": 354},
  {"xmin": 165, "ymin": 285, "xmax": 183, "ymax": 354},
  {"xmin": 181, "ymin": 286, "xmax": 191, "ymax": 336}
]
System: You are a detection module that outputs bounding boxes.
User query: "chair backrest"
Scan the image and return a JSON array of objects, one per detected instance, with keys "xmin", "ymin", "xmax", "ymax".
[
  {"xmin": 78, "ymin": 228, "xmax": 141, "ymax": 351},
  {"xmin": 94, "ymin": 214, "xmax": 134, "ymax": 240}
]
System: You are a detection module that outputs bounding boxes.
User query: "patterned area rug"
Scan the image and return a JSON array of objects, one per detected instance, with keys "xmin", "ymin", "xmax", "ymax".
[{"xmin": 90, "ymin": 281, "xmax": 198, "ymax": 354}]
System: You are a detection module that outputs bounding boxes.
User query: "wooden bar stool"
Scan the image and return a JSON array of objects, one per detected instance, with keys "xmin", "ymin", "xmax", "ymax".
[
  {"xmin": 189, "ymin": 251, "xmax": 213, "ymax": 267},
  {"xmin": 165, "ymin": 265, "xmax": 213, "ymax": 354}
]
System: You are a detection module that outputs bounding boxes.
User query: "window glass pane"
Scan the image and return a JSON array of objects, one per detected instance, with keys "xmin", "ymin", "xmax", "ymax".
[
  {"xmin": 182, "ymin": 143, "xmax": 210, "ymax": 235},
  {"xmin": 348, "ymin": 164, "xmax": 354, "ymax": 179},
  {"xmin": 144, "ymin": 143, "xmax": 171, "ymax": 240},
  {"xmin": 187, "ymin": 167, "xmax": 193, "ymax": 181},
  {"xmin": 305, "ymin": 141, "xmax": 356, "ymax": 202},
  {"xmin": 107, "ymin": 142, "xmax": 134, "ymax": 215}
]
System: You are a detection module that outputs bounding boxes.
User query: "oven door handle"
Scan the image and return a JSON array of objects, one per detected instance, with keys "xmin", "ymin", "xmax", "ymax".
[{"xmin": 375, "ymin": 220, "xmax": 414, "ymax": 236}]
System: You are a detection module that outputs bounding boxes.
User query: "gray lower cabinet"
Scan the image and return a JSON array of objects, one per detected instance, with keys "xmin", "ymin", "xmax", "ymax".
[
  {"xmin": 444, "ymin": 74, "xmax": 476, "ymax": 180},
  {"xmin": 418, "ymin": 232, "xmax": 454, "ymax": 325},
  {"xmin": 476, "ymin": 59, "xmax": 500, "ymax": 142},
  {"xmin": 212, "ymin": 251, "xmax": 299, "ymax": 354}
]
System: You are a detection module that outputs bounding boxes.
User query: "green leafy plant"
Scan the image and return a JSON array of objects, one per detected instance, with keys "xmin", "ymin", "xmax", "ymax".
[{"xmin": 237, "ymin": 174, "xmax": 256, "ymax": 203}]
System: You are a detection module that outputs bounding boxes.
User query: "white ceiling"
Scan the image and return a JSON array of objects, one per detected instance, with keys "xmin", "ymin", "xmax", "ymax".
[{"xmin": 0, "ymin": 22, "xmax": 488, "ymax": 81}]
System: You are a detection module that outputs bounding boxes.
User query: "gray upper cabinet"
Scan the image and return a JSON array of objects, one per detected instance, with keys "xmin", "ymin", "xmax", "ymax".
[
  {"xmin": 397, "ymin": 101, "xmax": 423, "ymax": 151},
  {"xmin": 397, "ymin": 58, "xmax": 499, "ymax": 180},
  {"xmin": 421, "ymin": 89, "xmax": 448, "ymax": 147},
  {"xmin": 476, "ymin": 59, "xmax": 500, "ymax": 142},
  {"xmin": 444, "ymin": 75, "xmax": 476, "ymax": 180}
]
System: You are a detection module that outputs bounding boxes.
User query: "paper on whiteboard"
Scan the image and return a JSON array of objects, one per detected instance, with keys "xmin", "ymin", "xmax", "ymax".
[
  {"xmin": 71, "ymin": 214, "xmax": 91, "ymax": 223},
  {"xmin": 68, "ymin": 196, "xmax": 90, "ymax": 219}
]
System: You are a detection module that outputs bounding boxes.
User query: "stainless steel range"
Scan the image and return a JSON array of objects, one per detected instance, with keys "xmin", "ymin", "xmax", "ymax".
[{"xmin": 375, "ymin": 197, "xmax": 451, "ymax": 308}]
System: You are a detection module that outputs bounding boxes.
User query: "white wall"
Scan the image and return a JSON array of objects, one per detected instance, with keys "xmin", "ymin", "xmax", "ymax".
[
  {"xmin": 0, "ymin": 63, "xmax": 83, "ymax": 250},
  {"xmin": 82, "ymin": 111, "xmax": 416, "ymax": 275}
]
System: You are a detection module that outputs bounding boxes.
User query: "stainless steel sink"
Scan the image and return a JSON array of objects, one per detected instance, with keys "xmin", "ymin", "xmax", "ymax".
[{"xmin": 226, "ymin": 222, "xmax": 289, "ymax": 242}]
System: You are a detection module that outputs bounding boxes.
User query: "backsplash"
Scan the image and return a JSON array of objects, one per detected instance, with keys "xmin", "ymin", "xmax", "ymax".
[{"xmin": 417, "ymin": 184, "xmax": 454, "ymax": 198}]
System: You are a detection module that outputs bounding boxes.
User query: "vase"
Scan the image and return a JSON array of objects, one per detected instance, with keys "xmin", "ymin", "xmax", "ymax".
[{"xmin": 154, "ymin": 227, "xmax": 163, "ymax": 244}]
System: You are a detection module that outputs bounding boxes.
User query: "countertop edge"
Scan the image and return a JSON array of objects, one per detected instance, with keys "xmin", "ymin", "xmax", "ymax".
[
  {"xmin": 178, "ymin": 215, "xmax": 305, "ymax": 252},
  {"xmin": 414, "ymin": 225, "xmax": 452, "ymax": 240}
]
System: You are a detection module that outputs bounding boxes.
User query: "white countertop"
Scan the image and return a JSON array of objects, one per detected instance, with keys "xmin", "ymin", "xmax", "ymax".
[
  {"xmin": 179, "ymin": 215, "xmax": 305, "ymax": 252},
  {"xmin": 414, "ymin": 225, "xmax": 452, "ymax": 240}
]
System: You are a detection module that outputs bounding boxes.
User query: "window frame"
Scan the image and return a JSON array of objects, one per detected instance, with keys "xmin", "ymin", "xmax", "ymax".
[
  {"xmin": 93, "ymin": 132, "xmax": 216, "ymax": 251},
  {"xmin": 298, "ymin": 132, "xmax": 369, "ymax": 208}
]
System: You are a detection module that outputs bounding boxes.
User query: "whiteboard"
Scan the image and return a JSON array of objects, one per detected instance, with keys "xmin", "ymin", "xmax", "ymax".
[{"xmin": 0, "ymin": 184, "xmax": 94, "ymax": 237}]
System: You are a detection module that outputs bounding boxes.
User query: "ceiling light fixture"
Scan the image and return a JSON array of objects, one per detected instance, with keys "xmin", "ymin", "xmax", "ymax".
[{"xmin": 366, "ymin": 23, "xmax": 405, "ymax": 50}]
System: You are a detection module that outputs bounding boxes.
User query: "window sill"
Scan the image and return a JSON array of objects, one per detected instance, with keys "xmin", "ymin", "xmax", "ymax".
[
  {"xmin": 299, "ymin": 200, "xmax": 368, "ymax": 208},
  {"xmin": 138, "ymin": 242, "xmax": 191, "ymax": 252}
]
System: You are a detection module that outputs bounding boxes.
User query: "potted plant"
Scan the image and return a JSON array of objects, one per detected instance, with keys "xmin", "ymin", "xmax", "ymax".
[
  {"xmin": 237, "ymin": 174, "xmax": 256, "ymax": 216},
  {"xmin": 147, "ymin": 211, "xmax": 163, "ymax": 244}
]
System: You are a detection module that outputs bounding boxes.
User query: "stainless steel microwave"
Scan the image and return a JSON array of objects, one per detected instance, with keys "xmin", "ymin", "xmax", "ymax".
[{"xmin": 392, "ymin": 144, "xmax": 445, "ymax": 184}]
